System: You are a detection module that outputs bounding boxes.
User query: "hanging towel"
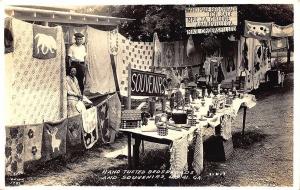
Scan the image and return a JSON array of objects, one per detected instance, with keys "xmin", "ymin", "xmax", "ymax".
[
  {"xmin": 169, "ymin": 135, "xmax": 188, "ymax": 178},
  {"xmin": 220, "ymin": 114, "xmax": 232, "ymax": 140},
  {"xmin": 5, "ymin": 126, "xmax": 25, "ymax": 176},
  {"xmin": 24, "ymin": 124, "xmax": 43, "ymax": 162},
  {"xmin": 183, "ymin": 67, "xmax": 189, "ymax": 79},
  {"xmin": 271, "ymin": 38, "xmax": 288, "ymax": 51},
  {"xmin": 108, "ymin": 28, "xmax": 119, "ymax": 56},
  {"xmin": 217, "ymin": 64, "xmax": 225, "ymax": 83},
  {"xmin": 244, "ymin": 20, "xmax": 272, "ymax": 40},
  {"xmin": 82, "ymin": 107, "xmax": 98, "ymax": 149},
  {"xmin": 107, "ymin": 93, "xmax": 121, "ymax": 143},
  {"xmin": 187, "ymin": 35, "xmax": 195, "ymax": 57},
  {"xmin": 33, "ymin": 24, "xmax": 57, "ymax": 59},
  {"xmin": 203, "ymin": 58, "xmax": 211, "ymax": 76},
  {"xmin": 97, "ymin": 102, "xmax": 110, "ymax": 144},
  {"xmin": 67, "ymin": 114, "xmax": 83, "ymax": 147},
  {"xmin": 162, "ymin": 42, "xmax": 175, "ymax": 67},
  {"xmin": 42, "ymin": 119, "xmax": 68, "ymax": 161},
  {"xmin": 271, "ymin": 23, "xmax": 293, "ymax": 37},
  {"xmin": 153, "ymin": 32, "xmax": 162, "ymax": 67},
  {"xmin": 84, "ymin": 26, "xmax": 116, "ymax": 94},
  {"xmin": 192, "ymin": 129, "xmax": 203, "ymax": 175}
]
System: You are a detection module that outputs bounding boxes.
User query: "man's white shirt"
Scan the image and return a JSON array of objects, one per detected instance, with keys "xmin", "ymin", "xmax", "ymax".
[{"xmin": 68, "ymin": 44, "xmax": 86, "ymax": 62}]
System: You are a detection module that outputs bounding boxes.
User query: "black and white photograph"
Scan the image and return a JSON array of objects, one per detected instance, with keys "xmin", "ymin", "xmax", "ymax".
[{"xmin": 2, "ymin": 1, "xmax": 298, "ymax": 188}]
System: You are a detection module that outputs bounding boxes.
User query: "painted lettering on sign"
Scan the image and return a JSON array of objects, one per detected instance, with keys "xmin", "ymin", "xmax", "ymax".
[
  {"xmin": 185, "ymin": 6, "xmax": 238, "ymax": 28},
  {"xmin": 131, "ymin": 69, "xmax": 167, "ymax": 96}
]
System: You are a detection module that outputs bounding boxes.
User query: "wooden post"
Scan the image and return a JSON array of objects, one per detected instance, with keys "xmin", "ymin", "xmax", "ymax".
[
  {"xmin": 242, "ymin": 106, "xmax": 247, "ymax": 136},
  {"xmin": 127, "ymin": 133, "xmax": 132, "ymax": 169},
  {"xmin": 127, "ymin": 63, "xmax": 131, "ymax": 109},
  {"xmin": 161, "ymin": 96, "xmax": 166, "ymax": 112},
  {"xmin": 287, "ymin": 37, "xmax": 291, "ymax": 65},
  {"xmin": 133, "ymin": 138, "xmax": 141, "ymax": 169}
]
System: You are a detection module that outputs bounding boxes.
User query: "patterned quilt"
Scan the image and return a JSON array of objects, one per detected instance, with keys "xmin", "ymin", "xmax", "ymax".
[{"xmin": 5, "ymin": 18, "xmax": 67, "ymax": 125}]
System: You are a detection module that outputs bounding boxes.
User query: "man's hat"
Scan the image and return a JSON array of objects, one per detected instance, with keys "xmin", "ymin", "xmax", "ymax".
[{"xmin": 74, "ymin": 32, "xmax": 84, "ymax": 38}]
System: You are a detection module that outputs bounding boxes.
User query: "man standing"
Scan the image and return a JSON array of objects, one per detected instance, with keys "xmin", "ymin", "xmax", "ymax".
[{"xmin": 68, "ymin": 32, "xmax": 87, "ymax": 94}]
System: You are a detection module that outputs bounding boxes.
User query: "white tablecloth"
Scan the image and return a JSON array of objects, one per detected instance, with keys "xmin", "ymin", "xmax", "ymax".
[{"xmin": 120, "ymin": 94, "xmax": 257, "ymax": 176}]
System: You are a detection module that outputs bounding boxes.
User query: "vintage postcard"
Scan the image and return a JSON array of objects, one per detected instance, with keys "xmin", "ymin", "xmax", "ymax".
[{"xmin": 2, "ymin": 1, "xmax": 297, "ymax": 188}]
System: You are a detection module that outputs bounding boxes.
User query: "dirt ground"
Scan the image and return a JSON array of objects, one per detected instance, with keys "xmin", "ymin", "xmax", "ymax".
[{"xmin": 8, "ymin": 74, "xmax": 293, "ymax": 187}]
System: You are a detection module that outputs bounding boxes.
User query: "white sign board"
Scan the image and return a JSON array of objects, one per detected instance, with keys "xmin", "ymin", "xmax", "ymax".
[
  {"xmin": 185, "ymin": 6, "xmax": 238, "ymax": 28},
  {"xmin": 186, "ymin": 26, "xmax": 237, "ymax": 34}
]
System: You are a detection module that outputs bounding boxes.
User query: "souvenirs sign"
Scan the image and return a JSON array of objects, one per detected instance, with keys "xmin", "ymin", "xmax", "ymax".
[
  {"xmin": 131, "ymin": 69, "xmax": 167, "ymax": 96},
  {"xmin": 185, "ymin": 6, "xmax": 237, "ymax": 34}
]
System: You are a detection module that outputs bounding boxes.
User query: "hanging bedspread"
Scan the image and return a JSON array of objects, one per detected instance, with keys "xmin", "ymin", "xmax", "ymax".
[
  {"xmin": 220, "ymin": 42, "xmax": 238, "ymax": 82},
  {"xmin": 192, "ymin": 129, "xmax": 203, "ymax": 175},
  {"xmin": 66, "ymin": 114, "xmax": 83, "ymax": 147},
  {"xmin": 32, "ymin": 24, "xmax": 57, "ymax": 59},
  {"xmin": 96, "ymin": 101, "xmax": 109, "ymax": 144},
  {"xmin": 237, "ymin": 37, "xmax": 256, "ymax": 91},
  {"xmin": 271, "ymin": 23, "xmax": 293, "ymax": 37},
  {"xmin": 169, "ymin": 134, "xmax": 188, "ymax": 179},
  {"xmin": 244, "ymin": 20, "xmax": 272, "ymax": 40},
  {"xmin": 153, "ymin": 32, "xmax": 162, "ymax": 67},
  {"xmin": 24, "ymin": 124, "xmax": 43, "ymax": 162},
  {"xmin": 84, "ymin": 26, "xmax": 116, "ymax": 94},
  {"xmin": 107, "ymin": 93, "xmax": 121, "ymax": 143},
  {"xmin": 271, "ymin": 38, "xmax": 289, "ymax": 51},
  {"xmin": 160, "ymin": 41, "xmax": 184, "ymax": 67},
  {"xmin": 82, "ymin": 107, "xmax": 99, "ymax": 149},
  {"xmin": 5, "ymin": 18, "xmax": 67, "ymax": 125},
  {"xmin": 160, "ymin": 41, "xmax": 203, "ymax": 68},
  {"xmin": 5, "ymin": 126, "xmax": 25, "ymax": 176},
  {"xmin": 42, "ymin": 119, "xmax": 68, "ymax": 161},
  {"xmin": 116, "ymin": 34, "xmax": 153, "ymax": 96}
]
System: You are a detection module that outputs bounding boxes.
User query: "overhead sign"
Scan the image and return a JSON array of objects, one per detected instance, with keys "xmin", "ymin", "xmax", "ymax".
[
  {"xmin": 187, "ymin": 26, "xmax": 236, "ymax": 35},
  {"xmin": 185, "ymin": 6, "xmax": 238, "ymax": 28},
  {"xmin": 185, "ymin": 6, "xmax": 237, "ymax": 34},
  {"xmin": 131, "ymin": 69, "xmax": 167, "ymax": 96}
]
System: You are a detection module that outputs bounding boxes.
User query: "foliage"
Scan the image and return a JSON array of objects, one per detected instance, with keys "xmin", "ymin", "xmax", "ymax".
[{"xmin": 76, "ymin": 4, "xmax": 293, "ymax": 43}]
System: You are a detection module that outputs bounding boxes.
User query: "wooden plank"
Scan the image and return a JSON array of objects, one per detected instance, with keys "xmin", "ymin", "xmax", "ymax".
[
  {"xmin": 127, "ymin": 63, "xmax": 132, "ymax": 109},
  {"xmin": 10, "ymin": 14, "xmax": 121, "ymax": 26}
]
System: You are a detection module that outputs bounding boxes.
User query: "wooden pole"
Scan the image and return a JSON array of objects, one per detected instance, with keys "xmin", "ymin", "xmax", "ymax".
[
  {"xmin": 287, "ymin": 37, "xmax": 291, "ymax": 65},
  {"xmin": 127, "ymin": 63, "xmax": 131, "ymax": 109},
  {"xmin": 242, "ymin": 106, "xmax": 247, "ymax": 136},
  {"xmin": 127, "ymin": 133, "xmax": 132, "ymax": 169}
]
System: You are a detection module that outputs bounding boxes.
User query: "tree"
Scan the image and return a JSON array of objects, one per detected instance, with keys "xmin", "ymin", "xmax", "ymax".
[{"xmin": 76, "ymin": 4, "xmax": 293, "ymax": 43}]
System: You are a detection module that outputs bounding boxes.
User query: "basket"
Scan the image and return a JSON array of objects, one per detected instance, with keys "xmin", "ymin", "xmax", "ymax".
[
  {"xmin": 157, "ymin": 125, "xmax": 168, "ymax": 136},
  {"xmin": 188, "ymin": 115, "xmax": 197, "ymax": 126}
]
